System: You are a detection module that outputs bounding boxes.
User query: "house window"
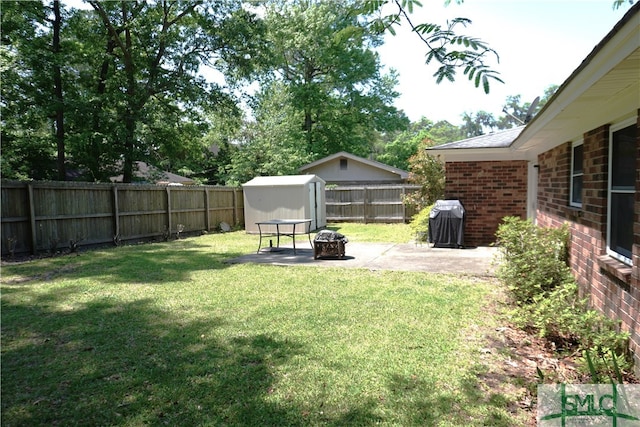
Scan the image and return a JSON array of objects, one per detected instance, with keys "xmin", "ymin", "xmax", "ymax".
[
  {"xmin": 570, "ymin": 140, "xmax": 583, "ymax": 207},
  {"xmin": 607, "ymin": 121, "xmax": 637, "ymax": 265},
  {"xmin": 340, "ymin": 159, "xmax": 348, "ymax": 170}
]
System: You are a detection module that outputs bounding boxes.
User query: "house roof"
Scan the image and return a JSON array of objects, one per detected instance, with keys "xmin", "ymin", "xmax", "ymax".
[
  {"xmin": 433, "ymin": 126, "xmax": 524, "ymax": 150},
  {"xmin": 429, "ymin": 3, "xmax": 640, "ymax": 162},
  {"xmin": 299, "ymin": 151, "xmax": 409, "ymax": 179},
  {"xmin": 242, "ymin": 174, "xmax": 325, "ymax": 187},
  {"xmin": 110, "ymin": 161, "xmax": 195, "ymax": 185},
  {"xmin": 512, "ymin": 2, "xmax": 639, "ymax": 158}
]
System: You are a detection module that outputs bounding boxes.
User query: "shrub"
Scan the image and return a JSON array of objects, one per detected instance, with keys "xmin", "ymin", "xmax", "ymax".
[
  {"xmin": 514, "ymin": 282, "xmax": 631, "ymax": 376},
  {"xmin": 495, "ymin": 216, "xmax": 573, "ymax": 305},
  {"xmin": 409, "ymin": 204, "xmax": 434, "ymax": 243},
  {"xmin": 403, "ymin": 142, "xmax": 445, "ymax": 212},
  {"xmin": 496, "ymin": 216, "xmax": 632, "ymax": 378}
]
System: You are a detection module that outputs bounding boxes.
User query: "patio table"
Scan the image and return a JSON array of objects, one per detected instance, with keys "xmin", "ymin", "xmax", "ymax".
[{"xmin": 255, "ymin": 219, "xmax": 313, "ymax": 255}]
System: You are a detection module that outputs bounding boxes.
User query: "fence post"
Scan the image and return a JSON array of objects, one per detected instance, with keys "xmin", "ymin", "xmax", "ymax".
[
  {"xmin": 402, "ymin": 185, "xmax": 407, "ymax": 223},
  {"xmin": 233, "ymin": 188, "xmax": 238, "ymax": 226},
  {"xmin": 204, "ymin": 187, "xmax": 210, "ymax": 232},
  {"xmin": 166, "ymin": 187, "xmax": 172, "ymax": 234},
  {"xmin": 363, "ymin": 186, "xmax": 368, "ymax": 224},
  {"xmin": 28, "ymin": 183, "xmax": 37, "ymax": 254},
  {"xmin": 112, "ymin": 185, "xmax": 120, "ymax": 239}
]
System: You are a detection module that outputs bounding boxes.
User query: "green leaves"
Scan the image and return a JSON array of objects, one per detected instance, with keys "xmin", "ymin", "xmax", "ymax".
[
  {"xmin": 2, "ymin": 0, "xmax": 271, "ymax": 182},
  {"xmin": 363, "ymin": 0, "xmax": 503, "ymax": 93},
  {"xmin": 497, "ymin": 216, "xmax": 633, "ymax": 380},
  {"xmin": 420, "ymin": 17, "xmax": 502, "ymax": 93},
  {"xmin": 612, "ymin": 0, "xmax": 636, "ymax": 10},
  {"xmin": 401, "ymin": 0, "xmax": 423, "ymax": 14},
  {"xmin": 253, "ymin": 0, "xmax": 407, "ymax": 165}
]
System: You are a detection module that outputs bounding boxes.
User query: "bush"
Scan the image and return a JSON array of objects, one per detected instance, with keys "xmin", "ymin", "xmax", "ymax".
[
  {"xmin": 495, "ymin": 216, "xmax": 632, "ymax": 378},
  {"xmin": 495, "ymin": 216, "xmax": 573, "ymax": 305},
  {"xmin": 513, "ymin": 282, "xmax": 632, "ymax": 376},
  {"xmin": 409, "ymin": 204, "xmax": 434, "ymax": 243}
]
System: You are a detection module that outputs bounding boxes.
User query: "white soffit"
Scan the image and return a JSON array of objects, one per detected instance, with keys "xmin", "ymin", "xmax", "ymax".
[{"xmin": 512, "ymin": 9, "xmax": 640, "ymax": 158}]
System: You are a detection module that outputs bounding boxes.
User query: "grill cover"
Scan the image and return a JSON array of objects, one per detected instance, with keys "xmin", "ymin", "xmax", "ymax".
[{"xmin": 428, "ymin": 200, "xmax": 465, "ymax": 248}]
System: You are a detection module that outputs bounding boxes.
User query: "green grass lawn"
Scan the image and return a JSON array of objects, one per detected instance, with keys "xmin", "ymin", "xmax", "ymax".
[{"xmin": 1, "ymin": 224, "xmax": 528, "ymax": 426}]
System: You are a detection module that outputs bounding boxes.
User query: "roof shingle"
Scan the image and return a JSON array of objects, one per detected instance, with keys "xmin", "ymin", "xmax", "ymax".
[{"xmin": 429, "ymin": 126, "xmax": 524, "ymax": 150}]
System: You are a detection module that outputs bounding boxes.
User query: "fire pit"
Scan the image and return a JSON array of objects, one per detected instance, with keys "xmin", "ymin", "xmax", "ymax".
[{"xmin": 313, "ymin": 230, "xmax": 348, "ymax": 259}]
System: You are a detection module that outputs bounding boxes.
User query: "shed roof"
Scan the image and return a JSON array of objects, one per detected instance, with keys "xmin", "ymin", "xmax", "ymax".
[{"xmin": 242, "ymin": 174, "xmax": 325, "ymax": 187}]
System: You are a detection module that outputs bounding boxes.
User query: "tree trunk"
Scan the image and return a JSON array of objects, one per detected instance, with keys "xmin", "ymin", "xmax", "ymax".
[
  {"xmin": 304, "ymin": 109, "xmax": 313, "ymax": 149},
  {"xmin": 52, "ymin": 0, "xmax": 66, "ymax": 181},
  {"xmin": 121, "ymin": 1, "xmax": 135, "ymax": 183}
]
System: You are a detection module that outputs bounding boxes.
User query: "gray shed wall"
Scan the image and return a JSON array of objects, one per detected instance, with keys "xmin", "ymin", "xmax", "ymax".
[{"xmin": 243, "ymin": 177, "xmax": 326, "ymax": 233}]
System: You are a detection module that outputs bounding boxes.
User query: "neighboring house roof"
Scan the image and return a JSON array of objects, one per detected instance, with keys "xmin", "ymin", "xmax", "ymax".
[
  {"xmin": 110, "ymin": 161, "xmax": 195, "ymax": 185},
  {"xmin": 242, "ymin": 174, "xmax": 325, "ymax": 187},
  {"xmin": 299, "ymin": 151, "xmax": 409, "ymax": 180},
  {"xmin": 429, "ymin": 3, "xmax": 639, "ymax": 162}
]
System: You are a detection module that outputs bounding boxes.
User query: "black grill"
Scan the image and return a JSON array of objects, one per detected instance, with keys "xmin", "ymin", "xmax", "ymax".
[{"xmin": 428, "ymin": 200, "xmax": 465, "ymax": 248}]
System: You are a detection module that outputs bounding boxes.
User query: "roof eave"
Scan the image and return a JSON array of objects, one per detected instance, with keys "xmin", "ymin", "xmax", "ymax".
[
  {"xmin": 430, "ymin": 147, "xmax": 528, "ymax": 163},
  {"xmin": 511, "ymin": 3, "xmax": 640, "ymax": 155}
]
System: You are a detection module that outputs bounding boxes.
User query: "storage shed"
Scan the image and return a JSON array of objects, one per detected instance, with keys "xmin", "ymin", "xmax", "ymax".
[{"xmin": 242, "ymin": 175, "xmax": 326, "ymax": 233}]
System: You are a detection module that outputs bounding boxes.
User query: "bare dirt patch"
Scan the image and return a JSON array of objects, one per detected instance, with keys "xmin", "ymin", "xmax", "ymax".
[{"xmin": 474, "ymin": 285, "xmax": 638, "ymax": 426}]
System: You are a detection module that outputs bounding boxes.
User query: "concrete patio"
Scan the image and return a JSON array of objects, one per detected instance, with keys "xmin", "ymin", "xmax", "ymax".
[{"xmin": 226, "ymin": 242, "xmax": 499, "ymax": 276}]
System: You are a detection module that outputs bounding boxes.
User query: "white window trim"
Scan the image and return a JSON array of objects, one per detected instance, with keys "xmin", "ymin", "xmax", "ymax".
[
  {"xmin": 606, "ymin": 118, "xmax": 636, "ymax": 266},
  {"xmin": 570, "ymin": 140, "xmax": 583, "ymax": 208}
]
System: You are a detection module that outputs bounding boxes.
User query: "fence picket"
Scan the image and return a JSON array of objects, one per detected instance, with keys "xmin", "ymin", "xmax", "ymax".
[
  {"xmin": 325, "ymin": 185, "xmax": 419, "ymax": 224},
  {"xmin": 1, "ymin": 181, "xmax": 416, "ymax": 256},
  {"xmin": 1, "ymin": 181, "xmax": 245, "ymax": 256}
]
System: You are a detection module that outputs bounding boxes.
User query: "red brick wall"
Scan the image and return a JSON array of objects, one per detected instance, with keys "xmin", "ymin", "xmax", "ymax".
[
  {"xmin": 537, "ymin": 116, "xmax": 640, "ymax": 374},
  {"xmin": 634, "ymin": 113, "xmax": 640, "ymax": 291},
  {"xmin": 444, "ymin": 161, "xmax": 527, "ymax": 247}
]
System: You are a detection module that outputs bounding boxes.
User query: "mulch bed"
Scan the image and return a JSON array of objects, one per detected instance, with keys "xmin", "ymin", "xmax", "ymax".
[{"xmin": 477, "ymin": 322, "xmax": 638, "ymax": 426}]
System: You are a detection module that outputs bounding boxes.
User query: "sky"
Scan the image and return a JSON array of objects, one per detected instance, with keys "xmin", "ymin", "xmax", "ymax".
[{"xmin": 376, "ymin": 0, "xmax": 631, "ymax": 124}]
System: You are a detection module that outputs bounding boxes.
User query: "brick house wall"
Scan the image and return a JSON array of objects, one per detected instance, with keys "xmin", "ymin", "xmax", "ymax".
[
  {"xmin": 444, "ymin": 161, "xmax": 528, "ymax": 247},
  {"xmin": 635, "ymin": 113, "xmax": 640, "ymax": 293},
  {"xmin": 536, "ymin": 115, "xmax": 640, "ymax": 373}
]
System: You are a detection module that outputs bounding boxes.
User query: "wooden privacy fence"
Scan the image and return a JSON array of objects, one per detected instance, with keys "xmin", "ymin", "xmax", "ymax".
[
  {"xmin": 325, "ymin": 185, "xmax": 420, "ymax": 224},
  {"xmin": 1, "ymin": 180, "xmax": 244, "ymax": 256}
]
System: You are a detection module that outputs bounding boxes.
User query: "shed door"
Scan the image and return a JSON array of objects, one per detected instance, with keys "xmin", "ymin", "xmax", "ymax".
[{"xmin": 308, "ymin": 183, "xmax": 317, "ymax": 230}]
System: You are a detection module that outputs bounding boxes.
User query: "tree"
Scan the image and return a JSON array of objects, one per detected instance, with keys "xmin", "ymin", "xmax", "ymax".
[
  {"xmin": 260, "ymin": 0, "xmax": 408, "ymax": 160},
  {"xmin": 2, "ymin": 1, "xmax": 269, "ymax": 182},
  {"xmin": 459, "ymin": 110, "xmax": 497, "ymax": 137},
  {"xmin": 404, "ymin": 138, "xmax": 445, "ymax": 210},
  {"xmin": 1, "ymin": 2, "xmax": 56, "ymax": 179},
  {"xmin": 225, "ymin": 81, "xmax": 312, "ymax": 186},
  {"xmin": 51, "ymin": 0, "xmax": 66, "ymax": 180},
  {"xmin": 377, "ymin": 118, "xmax": 461, "ymax": 170},
  {"xmin": 459, "ymin": 84, "xmax": 559, "ymax": 137},
  {"xmin": 0, "ymin": 1, "xmax": 77, "ymax": 180},
  {"xmin": 85, "ymin": 1, "xmax": 265, "ymax": 182},
  {"xmin": 497, "ymin": 86, "xmax": 557, "ymax": 129},
  {"xmin": 428, "ymin": 119, "xmax": 465, "ymax": 144}
]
